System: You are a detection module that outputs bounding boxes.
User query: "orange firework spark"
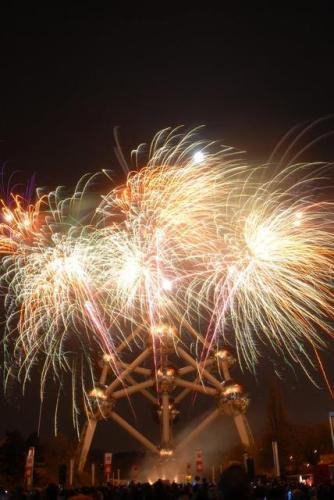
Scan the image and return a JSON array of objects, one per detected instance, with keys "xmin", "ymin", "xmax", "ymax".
[{"xmin": 0, "ymin": 194, "xmax": 46, "ymax": 254}]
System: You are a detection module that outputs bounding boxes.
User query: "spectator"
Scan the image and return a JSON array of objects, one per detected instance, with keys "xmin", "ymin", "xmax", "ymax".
[{"xmin": 219, "ymin": 464, "xmax": 250, "ymax": 500}]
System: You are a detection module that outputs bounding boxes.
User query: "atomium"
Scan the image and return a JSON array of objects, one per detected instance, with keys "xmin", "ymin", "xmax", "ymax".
[{"xmin": 75, "ymin": 326, "xmax": 253, "ymax": 474}]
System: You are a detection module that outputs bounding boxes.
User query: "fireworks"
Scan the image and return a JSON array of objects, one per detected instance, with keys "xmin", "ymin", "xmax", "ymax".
[
  {"xmin": 196, "ymin": 167, "xmax": 334, "ymax": 371},
  {"xmin": 0, "ymin": 194, "xmax": 46, "ymax": 254},
  {"xmin": 0, "ymin": 128, "xmax": 333, "ymax": 410}
]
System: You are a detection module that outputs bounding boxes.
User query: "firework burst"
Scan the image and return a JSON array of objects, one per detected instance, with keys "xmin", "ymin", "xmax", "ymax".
[
  {"xmin": 0, "ymin": 127, "xmax": 333, "ymax": 416},
  {"xmin": 194, "ymin": 164, "xmax": 334, "ymax": 372}
]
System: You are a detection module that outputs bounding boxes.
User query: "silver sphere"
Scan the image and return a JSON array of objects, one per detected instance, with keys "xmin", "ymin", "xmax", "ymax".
[
  {"xmin": 215, "ymin": 348, "xmax": 236, "ymax": 367},
  {"xmin": 218, "ymin": 380, "xmax": 249, "ymax": 416}
]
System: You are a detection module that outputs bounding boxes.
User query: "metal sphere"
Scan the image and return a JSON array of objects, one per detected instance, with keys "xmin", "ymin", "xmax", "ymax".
[
  {"xmin": 88, "ymin": 383, "xmax": 108, "ymax": 401},
  {"xmin": 218, "ymin": 380, "xmax": 249, "ymax": 416},
  {"xmin": 98, "ymin": 353, "xmax": 115, "ymax": 369},
  {"xmin": 155, "ymin": 365, "xmax": 177, "ymax": 392},
  {"xmin": 88, "ymin": 384, "xmax": 115, "ymax": 419},
  {"xmin": 215, "ymin": 348, "xmax": 236, "ymax": 367},
  {"xmin": 149, "ymin": 323, "xmax": 179, "ymax": 347},
  {"xmin": 222, "ymin": 380, "xmax": 244, "ymax": 396},
  {"xmin": 151, "ymin": 323, "xmax": 177, "ymax": 336}
]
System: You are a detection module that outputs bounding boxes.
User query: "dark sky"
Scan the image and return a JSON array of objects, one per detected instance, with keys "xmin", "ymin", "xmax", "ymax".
[{"xmin": 1, "ymin": 5, "xmax": 334, "ymax": 454}]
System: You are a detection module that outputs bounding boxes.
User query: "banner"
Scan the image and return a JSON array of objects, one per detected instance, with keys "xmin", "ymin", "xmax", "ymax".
[
  {"xmin": 104, "ymin": 452, "xmax": 112, "ymax": 482},
  {"xmin": 25, "ymin": 447, "xmax": 35, "ymax": 489},
  {"xmin": 185, "ymin": 462, "xmax": 192, "ymax": 482},
  {"xmin": 195, "ymin": 449, "xmax": 203, "ymax": 473},
  {"xmin": 69, "ymin": 459, "xmax": 74, "ymax": 487},
  {"xmin": 272, "ymin": 441, "xmax": 280, "ymax": 477}
]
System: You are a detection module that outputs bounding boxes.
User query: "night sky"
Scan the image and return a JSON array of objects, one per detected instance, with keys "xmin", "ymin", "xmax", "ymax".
[{"xmin": 1, "ymin": 5, "xmax": 334, "ymax": 453}]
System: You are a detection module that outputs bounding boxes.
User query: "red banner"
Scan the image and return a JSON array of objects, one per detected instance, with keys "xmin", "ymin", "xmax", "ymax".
[
  {"xmin": 104, "ymin": 452, "xmax": 112, "ymax": 482},
  {"xmin": 195, "ymin": 449, "xmax": 203, "ymax": 473},
  {"xmin": 25, "ymin": 447, "xmax": 35, "ymax": 488}
]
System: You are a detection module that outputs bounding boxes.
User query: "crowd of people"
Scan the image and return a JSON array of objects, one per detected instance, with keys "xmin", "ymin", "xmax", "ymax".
[{"xmin": 1, "ymin": 465, "xmax": 334, "ymax": 499}]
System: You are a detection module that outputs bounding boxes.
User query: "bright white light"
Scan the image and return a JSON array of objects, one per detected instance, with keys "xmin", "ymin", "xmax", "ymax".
[
  {"xmin": 228, "ymin": 265, "xmax": 237, "ymax": 275},
  {"xmin": 103, "ymin": 353, "xmax": 114, "ymax": 363},
  {"xmin": 4, "ymin": 213, "xmax": 13, "ymax": 222},
  {"xmin": 49, "ymin": 255, "xmax": 83, "ymax": 277},
  {"xmin": 151, "ymin": 323, "xmax": 176, "ymax": 337},
  {"xmin": 162, "ymin": 278, "xmax": 173, "ymax": 291},
  {"xmin": 294, "ymin": 211, "xmax": 303, "ymax": 227},
  {"xmin": 249, "ymin": 225, "xmax": 277, "ymax": 261},
  {"xmin": 119, "ymin": 258, "xmax": 140, "ymax": 288},
  {"xmin": 156, "ymin": 228, "xmax": 165, "ymax": 241},
  {"xmin": 193, "ymin": 151, "xmax": 205, "ymax": 164},
  {"xmin": 23, "ymin": 216, "xmax": 31, "ymax": 228}
]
